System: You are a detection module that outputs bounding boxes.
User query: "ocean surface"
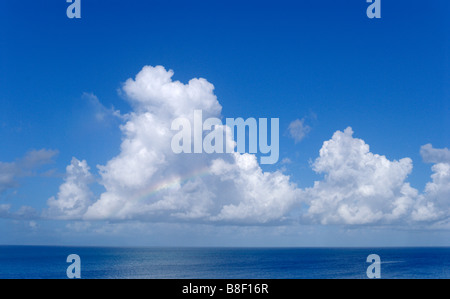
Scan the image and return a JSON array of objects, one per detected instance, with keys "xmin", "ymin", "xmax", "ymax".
[{"xmin": 0, "ymin": 246, "xmax": 449, "ymax": 279}]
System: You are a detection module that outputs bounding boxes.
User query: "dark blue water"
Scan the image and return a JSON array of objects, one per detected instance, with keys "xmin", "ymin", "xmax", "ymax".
[{"xmin": 0, "ymin": 246, "xmax": 449, "ymax": 279}]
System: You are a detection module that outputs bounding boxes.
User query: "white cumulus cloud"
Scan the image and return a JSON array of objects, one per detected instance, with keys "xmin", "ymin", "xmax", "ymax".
[
  {"xmin": 304, "ymin": 127, "xmax": 417, "ymax": 225},
  {"xmin": 46, "ymin": 158, "xmax": 94, "ymax": 220},
  {"xmin": 412, "ymin": 145, "xmax": 450, "ymax": 222},
  {"xmin": 210, "ymin": 153, "xmax": 299, "ymax": 223},
  {"xmin": 44, "ymin": 65, "xmax": 300, "ymax": 224}
]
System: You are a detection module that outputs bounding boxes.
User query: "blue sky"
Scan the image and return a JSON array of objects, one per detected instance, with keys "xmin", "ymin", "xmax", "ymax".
[{"xmin": 0, "ymin": 0, "xmax": 449, "ymax": 246}]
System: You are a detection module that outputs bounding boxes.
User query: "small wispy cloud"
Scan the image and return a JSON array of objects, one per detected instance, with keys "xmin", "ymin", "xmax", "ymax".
[
  {"xmin": 0, "ymin": 149, "xmax": 58, "ymax": 195},
  {"xmin": 82, "ymin": 92, "xmax": 123, "ymax": 123},
  {"xmin": 288, "ymin": 118, "xmax": 311, "ymax": 143},
  {"xmin": 0, "ymin": 204, "xmax": 40, "ymax": 221},
  {"xmin": 420, "ymin": 144, "xmax": 450, "ymax": 164},
  {"xmin": 281, "ymin": 158, "xmax": 292, "ymax": 165}
]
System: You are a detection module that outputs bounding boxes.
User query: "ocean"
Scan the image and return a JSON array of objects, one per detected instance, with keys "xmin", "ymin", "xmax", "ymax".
[{"xmin": 0, "ymin": 246, "xmax": 449, "ymax": 279}]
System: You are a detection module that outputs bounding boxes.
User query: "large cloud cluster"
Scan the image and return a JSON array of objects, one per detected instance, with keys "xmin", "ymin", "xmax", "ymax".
[
  {"xmin": 48, "ymin": 66, "xmax": 298, "ymax": 224},
  {"xmin": 304, "ymin": 132, "xmax": 449, "ymax": 226},
  {"xmin": 44, "ymin": 66, "xmax": 449, "ymax": 228}
]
